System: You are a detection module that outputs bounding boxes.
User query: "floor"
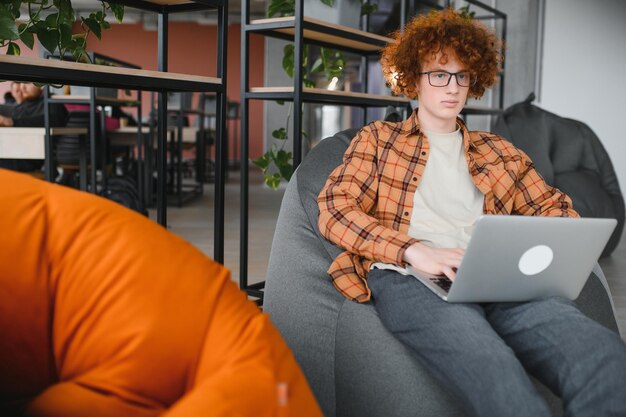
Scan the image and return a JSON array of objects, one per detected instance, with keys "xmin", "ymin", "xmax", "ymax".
[{"xmin": 161, "ymin": 168, "xmax": 626, "ymax": 339}]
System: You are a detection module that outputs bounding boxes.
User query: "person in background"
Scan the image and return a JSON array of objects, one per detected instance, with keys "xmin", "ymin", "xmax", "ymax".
[
  {"xmin": 0, "ymin": 83, "xmax": 67, "ymax": 127},
  {"xmin": 0, "ymin": 82, "xmax": 68, "ymax": 172},
  {"xmin": 8, "ymin": 81, "xmax": 23, "ymax": 105},
  {"xmin": 317, "ymin": 9, "xmax": 626, "ymax": 417},
  {"xmin": 0, "ymin": 82, "xmax": 22, "ymax": 112}
]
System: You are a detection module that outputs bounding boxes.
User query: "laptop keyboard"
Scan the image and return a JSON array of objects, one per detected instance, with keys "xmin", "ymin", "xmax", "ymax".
[{"xmin": 429, "ymin": 276, "xmax": 453, "ymax": 292}]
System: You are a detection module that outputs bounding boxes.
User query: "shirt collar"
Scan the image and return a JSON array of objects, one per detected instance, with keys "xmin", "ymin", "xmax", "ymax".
[{"xmin": 401, "ymin": 108, "xmax": 474, "ymax": 153}]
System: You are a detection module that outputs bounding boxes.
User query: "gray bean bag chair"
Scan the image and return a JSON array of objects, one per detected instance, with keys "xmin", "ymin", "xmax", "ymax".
[
  {"xmin": 263, "ymin": 126, "xmax": 622, "ymax": 417},
  {"xmin": 493, "ymin": 93, "xmax": 625, "ymax": 257}
]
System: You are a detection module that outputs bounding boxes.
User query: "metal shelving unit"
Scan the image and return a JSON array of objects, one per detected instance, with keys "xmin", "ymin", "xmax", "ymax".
[
  {"xmin": 240, "ymin": 2, "xmax": 411, "ymax": 301},
  {"xmin": 0, "ymin": 0, "xmax": 228, "ymax": 263},
  {"xmin": 44, "ymin": 52, "xmax": 144, "ymax": 200}
]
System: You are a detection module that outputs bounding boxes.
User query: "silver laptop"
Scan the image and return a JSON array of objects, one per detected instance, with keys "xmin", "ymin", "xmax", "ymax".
[{"xmin": 408, "ymin": 215, "xmax": 617, "ymax": 303}]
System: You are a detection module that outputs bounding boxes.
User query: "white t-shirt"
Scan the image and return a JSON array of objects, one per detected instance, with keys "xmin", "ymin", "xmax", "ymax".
[{"xmin": 372, "ymin": 127, "xmax": 484, "ymax": 274}]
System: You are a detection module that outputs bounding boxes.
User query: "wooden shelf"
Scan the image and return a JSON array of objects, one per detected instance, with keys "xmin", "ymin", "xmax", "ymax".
[
  {"xmin": 247, "ymin": 16, "xmax": 393, "ymax": 53},
  {"xmin": 50, "ymin": 95, "xmax": 140, "ymax": 106},
  {"xmin": 167, "ymin": 108, "xmax": 214, "ymax": 116},
  {"xmin": 0, "ymin": 55, "xmax": 222, "ymax": 93},
  {"xmin": 114, "ymin": 0, "xmax": 224, "ymax": 12},
  {"xmin": 249, "ymin": 86, "xmax": 410, "ymax": 107}
]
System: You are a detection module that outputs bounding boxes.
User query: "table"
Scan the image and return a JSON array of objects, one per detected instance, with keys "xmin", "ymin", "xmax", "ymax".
[{"xmin": 0, "ymin": 127, "xmax": 88, "ymax": 189}]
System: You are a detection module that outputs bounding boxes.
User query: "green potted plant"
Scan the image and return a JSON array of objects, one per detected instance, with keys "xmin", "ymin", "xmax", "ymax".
[{"xmin": 0, "ymin": 1, "xmax": 124, "ymax": 61}]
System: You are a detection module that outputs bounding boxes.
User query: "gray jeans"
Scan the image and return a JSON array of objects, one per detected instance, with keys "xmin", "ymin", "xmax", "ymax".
[{"xmin": 368, "ymin": 268, "xmax": 626, "ymax": 417}]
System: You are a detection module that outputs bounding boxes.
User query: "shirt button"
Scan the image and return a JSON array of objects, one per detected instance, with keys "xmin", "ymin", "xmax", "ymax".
[
  {"xmin": 421, "ymin": 151, "xmax": 426, "ymax": 156},
  {"xmin": 404, "ymin": 211, "xmax": 409, "ymax": 216},
  {"xmin": 412, "ymin": 176, "xmax": 417, "ymax": 181}
]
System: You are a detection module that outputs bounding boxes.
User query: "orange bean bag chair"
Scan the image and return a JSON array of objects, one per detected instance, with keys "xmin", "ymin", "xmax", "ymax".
[{"xmin": 0, "ymin": 169, "xmax": 322, "ymax": 417}]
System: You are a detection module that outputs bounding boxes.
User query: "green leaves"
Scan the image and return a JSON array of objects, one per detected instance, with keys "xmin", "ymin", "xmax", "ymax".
[
  {"xmin": 283, "ymin": 44, "xmax": 295, "ymax": 78},
  {"xmin": 458, "ymin": 5, "xmax": 476, "ymax": 19},
  {"xmin": 1, "ymin": 1, "xmax": 124, "ymax": 60},
  {"xmin": 360, "ymin": 2, "xmax": 378, "ymax": 16},
  {"xmin": 0, "ymin": 13, "xmax": 19, "ymax": 41},
  {"xmin": 6, "ymin": 41, "xmax": 19, "ymax": 55},
  {"xmin": 252, "ymin": 146, "xmax": 294, "ymax": 189},
  {"xmin": 253, "ymin": 109, "xmax": 295, "ymax": 190},
  {"xmin": 37, "ymin": 27, "xmax": 59, "ymax": 53},
  {"xmin": 267, "ymin": 0, "xmax": 295, "ymax": 18},
  {"xmin": 108, "ymin": 2, "xmax": 124, "ymax": 23},
  {"xmin": 82, "ymin": 15, "xmax": 101, "ymax": 39},
  {"xmin": 272, "ymin": 127, "xmax": 287, "ymax": 140},
  {"xmin": 18, "ymin": 23, "xmax": 34, "ymax": 49},
  {"xmin": 318, "ymin": 47, "xmax": 344, "ymax": 80}
]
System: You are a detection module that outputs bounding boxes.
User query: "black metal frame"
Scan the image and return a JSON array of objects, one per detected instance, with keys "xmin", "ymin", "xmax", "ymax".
[
  {"xmin": 44, "ymin": 52, "xmax": 143, "ymax": 197},
  {"xmin": 0, "ymin": 0, "xmax": 228, "ymax": 264},
  {"xmin": 240, "ymin": 0, "xmax": 411, "ymax": 302},
  {"xmin": 166, "ymin": 98, "xmax": 211, "ymax": 207}
]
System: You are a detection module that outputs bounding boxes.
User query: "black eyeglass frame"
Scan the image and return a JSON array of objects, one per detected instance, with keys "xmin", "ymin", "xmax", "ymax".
[{"xmin": 417, "ymin": 70, "xmax": 476, "ymax": 87}]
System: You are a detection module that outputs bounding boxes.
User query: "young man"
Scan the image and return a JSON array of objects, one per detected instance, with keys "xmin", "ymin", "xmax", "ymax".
[{"xmin": 317, "ymin": 9, "xmax": 626, "ymax": 417}]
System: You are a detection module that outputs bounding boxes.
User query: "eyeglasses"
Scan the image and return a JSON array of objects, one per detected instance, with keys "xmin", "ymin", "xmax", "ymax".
[{"xmin": 417, "ymin": 71, "xmax": 475, "ymax": 87}]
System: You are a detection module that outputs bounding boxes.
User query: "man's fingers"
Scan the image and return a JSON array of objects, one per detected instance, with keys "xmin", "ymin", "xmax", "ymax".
[{"xmin": 442, "ymin": 265, "xmax": 457, "ymax": 281}]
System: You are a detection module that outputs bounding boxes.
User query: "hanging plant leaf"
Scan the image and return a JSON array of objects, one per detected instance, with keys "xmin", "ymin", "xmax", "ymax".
[
  {"xmin": 82, "ymin": 16, "xmax": 101, "ymax": 39},
  {"xmin": 54, "ymin": 0, "xmax": 75, "ymax": 21},
  {"xmin": 45, "ymin": 13, "xmax": 59, "ymax": 29},
  {"xmin": 251, "ymin": 154, "xmax": 271, "ymax": 171},
  {"xmin": 265, "ymin": 173, "xmax": 282, "ymax": 189},
  {"xmin": 59, "ymin": 22, "xmax": 72, "ymax": 48},
  {"xmin": 108, "ymin": 2, "xmax": 125, "ymax": 23},
  {"xmin": 311, "ymin": 57, "xmax": 323, "ymax": 73},
  {"xmin": 267, "ymin": 0, "xmax": 294, "ymax": 18},
  {"xmin": 282, "ymin": 43, "xmax": 295, "ymax": 78},
  {"xmin": 278, "ymin": 163, "xmax": 293, "ymax": 181},
  {"xmin": 361, "ymin": 2, "xmax": 378, "ymax": 16},
  {"xmin": 320, "ymin": 0, "xmax": 334, "ymax": 7},
  {"xmin": 0, "ymin": 14, "xmax": 19, "ymax": 41},
  {"xmin": 36, "ymin": 27, "xmax": 60, "ymax": 54},
  {"xmin": 6, "ymin": 41, "xmax": 20, "ymax": 55},
  {"xmin": 272, "ymin": 127, "xmax": 288, "ymax": 140},
  {"xmin": 18, "ymin": 24, "xmax": 34, "ymax": 49}
]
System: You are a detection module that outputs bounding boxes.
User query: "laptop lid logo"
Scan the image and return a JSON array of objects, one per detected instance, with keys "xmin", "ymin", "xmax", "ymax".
[{"xmin": 518, "ymin": 245, "xmax": 554, "ymax": 276}]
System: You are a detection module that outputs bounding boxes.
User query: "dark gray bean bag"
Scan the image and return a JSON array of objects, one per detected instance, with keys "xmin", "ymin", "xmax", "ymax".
[
  {"xmin": 264, "ymin": 126, "xmax": 621, "ymax": 417},
  {"xmin": 493, "ymin": 93, "xmax": 625, "ymax": 257}
]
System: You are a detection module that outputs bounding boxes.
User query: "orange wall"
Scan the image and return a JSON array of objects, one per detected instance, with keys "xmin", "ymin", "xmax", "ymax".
[{"xmin": 84, "ymin": 21, "xmax": 265, "ymax": 159}]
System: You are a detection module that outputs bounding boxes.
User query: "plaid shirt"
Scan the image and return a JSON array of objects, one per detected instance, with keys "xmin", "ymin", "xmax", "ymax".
[{"xmin": 317, "ymin": 110, "xmax": 579, "ymax": 303}]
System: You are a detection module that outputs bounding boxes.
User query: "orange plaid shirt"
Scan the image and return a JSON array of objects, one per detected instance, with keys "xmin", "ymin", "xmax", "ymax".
[{"xmin": 317, "ymin": 110, "xmax": 579, "ymax": 303}]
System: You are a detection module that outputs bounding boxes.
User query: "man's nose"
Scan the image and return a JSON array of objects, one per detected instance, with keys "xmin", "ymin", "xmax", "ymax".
[{"xmin": 447, "ymin": 75, "xmax": 460, "ymax": 93}]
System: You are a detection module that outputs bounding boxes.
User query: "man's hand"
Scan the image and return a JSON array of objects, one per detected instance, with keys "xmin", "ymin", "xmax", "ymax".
[
  {"xmin": 403, "ymin": 242, "xmax": 464, "ymax": 280},
  {"xmin": 0, "ymin": 115, "xmax": 14, "ymax": 127}
]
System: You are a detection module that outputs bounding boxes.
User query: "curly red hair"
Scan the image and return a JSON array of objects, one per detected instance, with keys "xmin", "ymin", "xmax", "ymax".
[{"xmin": 381, "ymin": 8, "xmax": 503, "ymax": 99}]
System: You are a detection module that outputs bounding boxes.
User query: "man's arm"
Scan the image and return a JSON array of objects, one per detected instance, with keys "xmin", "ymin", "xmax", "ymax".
[
  {"xmin": 12, "ymin": 102, "xmax": 68, "ymax": 128},
  {"xmin": 512, "ymin": 148, "xmax": 579, "ymax": 218},
  {"xmin": 317, "ymin": 124, "xmax": 419, "ymax": 266}
]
